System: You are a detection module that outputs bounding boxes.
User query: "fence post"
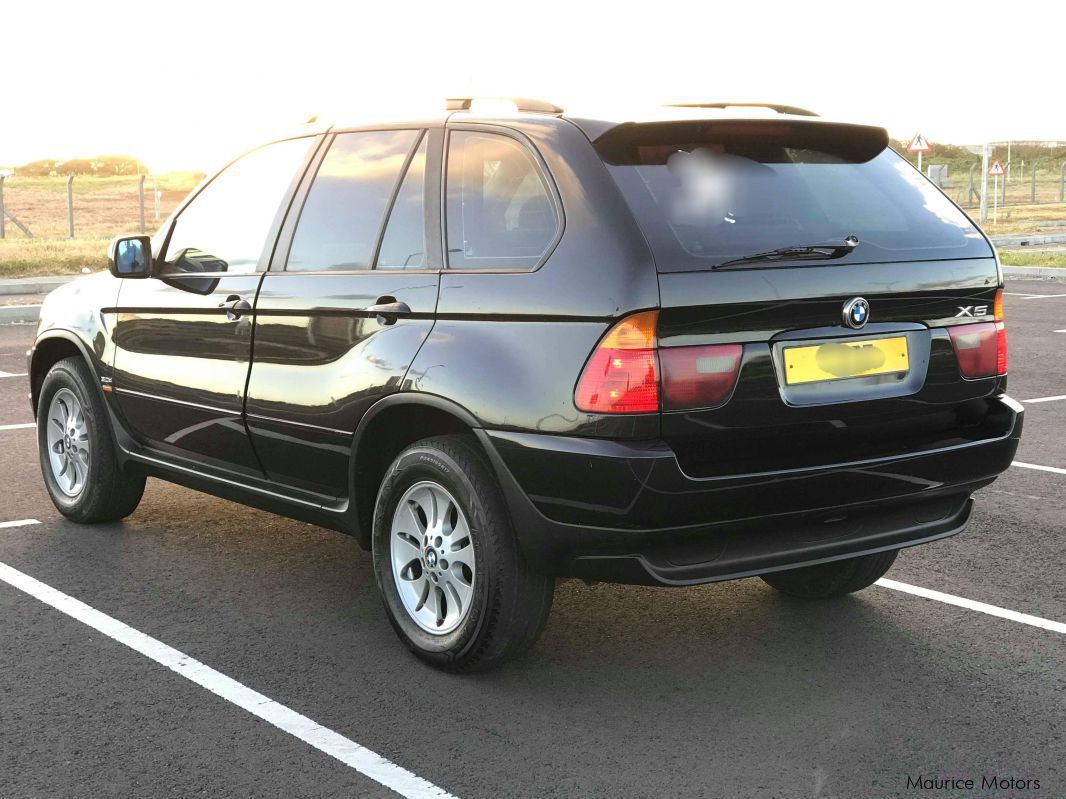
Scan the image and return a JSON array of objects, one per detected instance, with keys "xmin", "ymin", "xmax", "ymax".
[
  {"xmin": 0, "ymin": 175, "xmax": 5, "ymax": 239},
  {"xmin": 66, "ymin": 175, "xmax": 75, "ymax": 238},
  {"xmin": 1031, "ymin": 162, "xmax": 1038, "ymax": 204},
  {"xmin": 153, "ymin": 176, "xmax": 160, "ymax": 220},
  {"xmin": 1061, "ymin": 161, "xmax": 1065, "ymax": 203},
  {"xmin": 968, "ymin": 163, "xmax": 978, "ymax": 206},
  {"xmin": 139, "ymin": 174, "xmax": 146, "ymax": 233}
]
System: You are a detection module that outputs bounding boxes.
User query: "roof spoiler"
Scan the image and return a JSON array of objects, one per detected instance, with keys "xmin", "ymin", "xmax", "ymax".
[
  {"xmin": 595, "ymin": 118, "xmax": 889, "ymax": 165},
  {"xmin": 664, "ymin": 102, "xmax": 819, "ymax": 117}
]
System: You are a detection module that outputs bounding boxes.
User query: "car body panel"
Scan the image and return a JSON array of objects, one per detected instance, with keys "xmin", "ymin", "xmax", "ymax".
[
  {"xmin": 110, "ymin": 272, "xmax": 266, "ymax": 476},
  {"xmin": 246, "ymin": 272, "xmax": 440, "ymax": 497}
]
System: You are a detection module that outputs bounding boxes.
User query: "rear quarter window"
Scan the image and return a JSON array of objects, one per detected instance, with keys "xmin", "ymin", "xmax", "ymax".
[{"xmin": 445, "ymin": 131, "xmax": 559, "ymax": 270}]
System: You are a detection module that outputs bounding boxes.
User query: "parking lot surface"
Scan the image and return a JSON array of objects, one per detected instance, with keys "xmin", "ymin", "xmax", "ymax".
[{"xmin": 1, "ymin": 281, "xmax": 1063, "ymax": 798}]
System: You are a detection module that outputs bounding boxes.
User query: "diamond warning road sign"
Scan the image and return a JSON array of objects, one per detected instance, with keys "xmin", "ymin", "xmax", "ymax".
[
  {"xmin": 907, "ymin": 133, "xmax": 931, "ymax": 153},
  {"xmin": 989, "ymin": 160, "xmax": 1005, "ymax": 176}
]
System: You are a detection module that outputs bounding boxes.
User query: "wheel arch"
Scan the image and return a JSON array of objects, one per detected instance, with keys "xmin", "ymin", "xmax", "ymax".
[
  {"xmin": 349, "ymin": 393, "xmax": 483, "ymax": 549},
  {"xmin": 29, "ymin": 331, "xmax": 98, "ymax": 418}
]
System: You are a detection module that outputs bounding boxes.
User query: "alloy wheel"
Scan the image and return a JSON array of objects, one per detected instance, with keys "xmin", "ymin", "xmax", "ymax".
[
  {"xmin": 45, "ymin": 388, "xmax": 90, "ymax": 497},
  {"xmin": 390, "ymin": 480, "xmax": 476, "ymax": 635}
]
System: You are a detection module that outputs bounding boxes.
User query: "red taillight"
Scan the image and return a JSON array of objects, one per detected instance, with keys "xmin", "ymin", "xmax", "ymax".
[
  {"xmin": 947, "ymin": 289, "xmax": 1006, "ymax": 378},
  {"xmin": 948, "ymin": 322, "xmax": 997, "ymax": 377},
  {"xmin": 575, "ymin": 311, "xmax": 660, "ymax": 413},
  {"xmin": 996, "ymin": 321, "xmax": 1007, "ymax": 374},
  {"xmin": 994, "ymin": 287, "xmax": 1007, "ymax": 375},
  {"xmin": 660, "ymin": 344, "xmax": 743, "ymax": 410}
]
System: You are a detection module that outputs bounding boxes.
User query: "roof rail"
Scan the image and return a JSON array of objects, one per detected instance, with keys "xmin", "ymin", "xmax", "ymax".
[
  {"xmin": 664, "ymin": 102, "xmax": 819, "ymax": 117},
  {"xmin": 446, "ymin": 96, "xmax": 564, "ymax": 114}
]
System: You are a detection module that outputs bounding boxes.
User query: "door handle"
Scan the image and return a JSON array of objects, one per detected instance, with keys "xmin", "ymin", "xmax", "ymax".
[
  {"xmin": 219, "ymin": 295, "xmax": 252, "ymax": 320},
  {"xmin": 366, "ymin": 298, "xmax": 411, "ymax": 326}
]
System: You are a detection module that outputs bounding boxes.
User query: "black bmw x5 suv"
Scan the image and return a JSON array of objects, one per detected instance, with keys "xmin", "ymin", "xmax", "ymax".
[{"xmin": 30, "ymin": 98, "xmax": 1021, "ymax": 670}]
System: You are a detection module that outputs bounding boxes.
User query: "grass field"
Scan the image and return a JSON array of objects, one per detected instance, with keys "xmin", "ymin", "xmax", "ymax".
[
  {"xmin": 1, "ymin": 174, "xmax": 1064, "ymax": 277},
  {"xmin": 0, "ymin": 173, "xmax": 200, "ymax": 276}
]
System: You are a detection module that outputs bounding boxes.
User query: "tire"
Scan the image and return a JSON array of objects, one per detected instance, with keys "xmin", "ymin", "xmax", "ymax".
[
  {"xmin": 37, "ymin": 356, "xmax": 145, "ymax": 523},
  {"xmin": 372, "ymin": 435, "xmax": 554, "ymax": 672},
  {"xmin": 759, "ymin": 550, "xmax": 898, "ymax": 599}
]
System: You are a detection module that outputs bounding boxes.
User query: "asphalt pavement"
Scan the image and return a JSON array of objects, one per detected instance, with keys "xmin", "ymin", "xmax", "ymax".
[{"xmin": 0, "ymin": 281, "xmax": 1063, "ymax": 799}]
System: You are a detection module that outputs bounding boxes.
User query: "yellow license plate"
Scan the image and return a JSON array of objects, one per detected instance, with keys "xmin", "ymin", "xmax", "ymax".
[{"xmin": 783, "ymin": 336, "xmax": 909, "ymax": 385}]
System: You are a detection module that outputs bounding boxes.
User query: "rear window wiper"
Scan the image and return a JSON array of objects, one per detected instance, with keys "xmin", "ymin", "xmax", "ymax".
[{"xmin": 712, "ymin": 236, "xmax": 860, "ymax": 270}]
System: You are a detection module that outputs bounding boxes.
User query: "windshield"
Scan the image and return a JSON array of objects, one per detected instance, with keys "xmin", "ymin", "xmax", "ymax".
[{"xmin": 602, "ymin": 125, "xmax": 991, "ymax": 272}]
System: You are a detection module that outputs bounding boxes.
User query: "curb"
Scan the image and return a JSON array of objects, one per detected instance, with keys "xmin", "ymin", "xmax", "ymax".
[
  {"xmin": 0, "ymin": 276, "xmax": 76, "ymax": 296},
  {"xmin": 0, "ymin": 305, "xmax": 41, "ymax": 324},
  {"xmin": 1002, "ymin": 265, "xmax": 1066, "ymax": 281}
]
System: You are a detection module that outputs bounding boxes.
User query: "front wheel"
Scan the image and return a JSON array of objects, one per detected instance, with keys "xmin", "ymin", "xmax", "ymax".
[
  {"xmin": 760, "ymin": 550, "xmax": 898, "ymax": 599},
  {"xmin": 37, "ymin": 356, "xmax": 145, "ymax": 523},
  {"xmin": 372, "ymin": 435, "xmax": 554, "ymax": 672}
]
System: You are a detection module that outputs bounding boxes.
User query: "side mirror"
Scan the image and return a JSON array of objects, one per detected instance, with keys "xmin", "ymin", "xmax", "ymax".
[{"xmin": 108, "ymin": 235, "xmax": 153, "ymax": 279}]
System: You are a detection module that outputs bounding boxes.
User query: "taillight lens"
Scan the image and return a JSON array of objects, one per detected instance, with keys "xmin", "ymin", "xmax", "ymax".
[
  {"xmin": 948, "ymin": 323, "xmax": 998, "ymax": 377},
  {"xmin": 575, "ymin": 311, "xmax": 660, "ymax": 413},
  {"xmin": 660, "ymin": 344, "xmax": 743, "ymax": 410},
  {"xmin": 947, "ymin": 288, "xmax": 1006, "ymax": 378},
  {"xmin": 994, "ymin": 287, "xmax": 1007, "ymax": 375}
]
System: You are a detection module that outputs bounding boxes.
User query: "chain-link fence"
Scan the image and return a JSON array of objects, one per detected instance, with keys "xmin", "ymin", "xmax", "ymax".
[
  {"xmin": 895, "ymin": 144, "xmax": 1066, "ymax": 212},
  {"xmin": 0, "ymin": 174, "xmax": 200, "ymax": 241}
]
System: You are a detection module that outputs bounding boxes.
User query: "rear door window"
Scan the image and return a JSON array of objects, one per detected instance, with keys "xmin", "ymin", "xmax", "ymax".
[
  {"xmin": 600, "ymin": 121, "xmax": 992, "ymax": 271},
  {"xmin": 377, "ymin": 135, "xmax": 428, "ymax": 269},
  {"xmin": 287, "ymin": 129, "xmax": 419, "ymax": 272},
  {"xmin": 445, "ymin": 131, "xmax": 558, "ymax": 270}
]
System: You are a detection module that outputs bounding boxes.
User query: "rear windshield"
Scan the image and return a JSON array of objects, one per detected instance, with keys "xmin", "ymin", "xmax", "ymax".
[{"xmin": 600, "ymin": 121, "xmax": 992, "ymax": 271}]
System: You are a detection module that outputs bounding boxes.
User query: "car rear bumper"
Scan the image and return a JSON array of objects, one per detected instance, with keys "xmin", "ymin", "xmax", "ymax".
[{"xmin": 475, "ymin": 395, "xmax": 1022, "ymax": 585}]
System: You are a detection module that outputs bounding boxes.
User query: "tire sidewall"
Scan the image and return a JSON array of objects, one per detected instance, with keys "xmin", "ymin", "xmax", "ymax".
[
  {"xmin": 37, "ymin": 360, "xmax": 104, "ymax": 516},
  {"xmin": 372, "ymin": 443, "xmax": 494, "ymax": 666}
]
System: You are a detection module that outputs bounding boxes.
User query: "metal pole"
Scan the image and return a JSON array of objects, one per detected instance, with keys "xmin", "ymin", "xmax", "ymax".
[
  {"xmin": 0, "ymin": 176, "xmax": 5, "ymax": 239},
  {"xmin": 968, "ymin": 163, "xmax": 978, "ymax": 206},
  {"xmin": 980, "ymin": 144, "xmax": 989, "ymax": 224},
  {"xmin": 1031, "ymin": 161, "xmax": 1038, "ymax": 204},
  {"xmin": 66, "ymin": 175, "xmax": 74, "ymax": 239},
  {"xmin": 139, "ymin": 174, "xmax": 146, "ymax": 233},
  {"xmin": 1006, "ymin": 141, "xmax": 1011, "ymax": 182},
  {"xmin": 918, "ymin": 151, "xmax": 923, "ymax": 174},
  {"xmin": 153, "ymin": 176, "xmax": 160, "ymax": 220},
  {"xmin": 1060, "ymin": 160, "xmax": 1065, "ymax": 203},
  {"xmin": 993, "ymin": 174, "xmax": 999, "ymax": 225}
]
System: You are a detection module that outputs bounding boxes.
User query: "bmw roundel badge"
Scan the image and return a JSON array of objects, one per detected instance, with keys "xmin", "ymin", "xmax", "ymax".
[{"xmin": 842, "ymin": 297, "xmax": 870, "ymax": 329}]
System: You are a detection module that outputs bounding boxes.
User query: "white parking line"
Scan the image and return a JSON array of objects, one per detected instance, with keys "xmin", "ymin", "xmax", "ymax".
[
  {"xmin": 0, "ymin": 549, "xmax": 458, "ymax": 799},
  {"xmin": 0, "ymin": 370, "xmax": 28, "ymax": 378},
  {"xmin": 0, "ymin": 423, "xmax": 34, "ymax": 431},
  {"xmin": 1016, "ymin": 293, "xmax": 1066, "ymax": 300},
  {"xmin": 877, "ymin": 579, "xmax": 1066, "ymax": 634},
  {"xmin": 0, "ymin": 519, "xmax": 40, "ymax": 529},
  {"xmin": 1024, "ymin": 395, "xmax": 1066, "ymax": 404},
  {"xmin": 1012, "ymin": 461, "xmax": 1066, "ymax": 476}
]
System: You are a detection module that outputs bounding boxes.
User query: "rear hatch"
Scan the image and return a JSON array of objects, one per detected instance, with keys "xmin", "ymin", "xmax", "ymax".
[{"xmin": 597, "ymin": 116, "xmax": 1008, "ymax": 477}]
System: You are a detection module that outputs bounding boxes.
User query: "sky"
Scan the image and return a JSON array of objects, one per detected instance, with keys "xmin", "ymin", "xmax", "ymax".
[{"xmin": 3, "ymin": 0, "xmax": 1062, "ymax": 173}]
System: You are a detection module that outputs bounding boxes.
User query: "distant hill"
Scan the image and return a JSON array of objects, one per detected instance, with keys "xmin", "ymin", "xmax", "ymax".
[{"xmin": 15, "ymin": 155, "xmax": 149, "ymax": 177}]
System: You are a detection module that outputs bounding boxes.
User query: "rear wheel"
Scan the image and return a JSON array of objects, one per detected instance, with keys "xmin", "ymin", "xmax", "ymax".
[
  {"xmin": 372, "ymin": 435, "xmax": 554, "ymax": 672},
  {"xmin": 760, "ymin": 551, "xmax": 898, "ymax": 599},
  {"xmin": 37, "ymin": 357, "xmax": 145, "ymax": 523}
]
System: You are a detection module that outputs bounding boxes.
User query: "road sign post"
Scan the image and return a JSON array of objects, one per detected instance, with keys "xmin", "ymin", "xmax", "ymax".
[
  {"xmin": 988, "ymin": 160, "xmax": 1005, "ymax": 226},
  {"xmin": 980, "ymin": 145, "xmax": 989, "ymax": 224},
  {"xmin": 908, "ymin": 132, "xmax": 931, "ymax": 174}
]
